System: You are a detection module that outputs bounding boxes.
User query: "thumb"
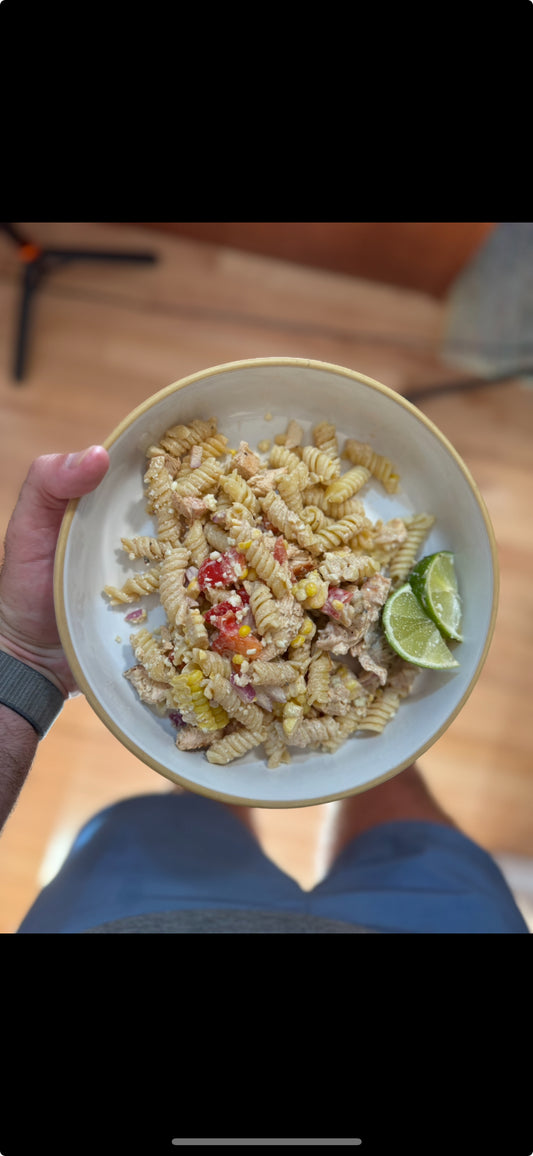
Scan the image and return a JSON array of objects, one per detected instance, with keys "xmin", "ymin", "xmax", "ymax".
[{"xmin": 4, "ymin": 446, "xmax": 110, "ymax": 559}]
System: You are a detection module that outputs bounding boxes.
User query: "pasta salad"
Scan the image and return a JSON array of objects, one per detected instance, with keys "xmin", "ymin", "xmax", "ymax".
[{"xmin": 103, "ymin": 416, "xmax": 435, "ymax": 767}]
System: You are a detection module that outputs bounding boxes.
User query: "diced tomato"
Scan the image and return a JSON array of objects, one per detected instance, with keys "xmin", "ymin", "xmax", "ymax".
[
  {"xmin": 197, "ymin": 548, "xmax": 247, "ymax": 591},
  {"xmin": 323, "ymin": 586, "xmax": 354, "ymax": 620},
  {"xmin": 204, "ymin": 600, "xmax": 239, "ymax": 628},
  {"xmin": 235, "ymin": 586, "xmax": 250, "ymax": 605},
  {"xmin": 203, "ymin": 586, "xmax": 251, "ymax": 630},
  {"xmin": 273, "ymin": 536, "xmax": 288, "ymax": 565},
  {"xmin": 289, "ymin": 556, "xmax": 315, "ymax": 580},
  {"xmin": 211, "ymin": 625, "xmax": 263, "ymax": 658}
]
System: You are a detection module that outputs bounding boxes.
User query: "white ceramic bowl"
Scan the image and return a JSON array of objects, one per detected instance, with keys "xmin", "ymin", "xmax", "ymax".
[{"xmin": 54, "ymin": 357, "xmax": 498, "ymax": 807}]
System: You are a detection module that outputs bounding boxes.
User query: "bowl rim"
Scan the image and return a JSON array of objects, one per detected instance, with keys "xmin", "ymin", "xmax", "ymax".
[{"xmin": 54, "ymin": 356, "xmax": 499, "ymax": 808}]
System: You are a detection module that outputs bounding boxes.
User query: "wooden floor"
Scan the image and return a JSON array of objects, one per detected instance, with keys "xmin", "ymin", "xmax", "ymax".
[{"xmin": 0, "ymin": 222, "xmax": 532, "ymax": 932}]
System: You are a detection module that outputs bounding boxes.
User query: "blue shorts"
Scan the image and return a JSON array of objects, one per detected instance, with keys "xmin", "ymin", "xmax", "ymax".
[{"xmin": 17, "ymin": 793, "xmax": 529, "ymax": 933}]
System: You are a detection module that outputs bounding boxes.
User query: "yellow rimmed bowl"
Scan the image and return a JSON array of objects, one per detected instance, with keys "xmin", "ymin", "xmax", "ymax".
[{"xmin": 54, "ymin": 357, "xmax": 498, "ymax": 807}]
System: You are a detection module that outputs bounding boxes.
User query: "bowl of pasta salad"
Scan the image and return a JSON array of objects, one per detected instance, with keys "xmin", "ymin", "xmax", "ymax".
[{"xmin": 54, "ymin": 357, "xmax": 498, "ymax": 806}]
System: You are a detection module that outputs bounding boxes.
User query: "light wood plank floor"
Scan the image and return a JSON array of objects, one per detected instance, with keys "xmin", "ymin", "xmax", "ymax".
[{"xmin": 0, "ymin": 222, "xmax": 532, "ymax": 932}]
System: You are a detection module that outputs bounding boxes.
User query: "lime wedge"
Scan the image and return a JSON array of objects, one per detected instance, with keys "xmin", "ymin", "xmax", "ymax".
[
  {"xmin": 408, "ymin": 551, "xmax": 463, "ymax": 642},
  {"xmin": 382, "ymin": 584, "xmax": 460, "ymax": 670}
]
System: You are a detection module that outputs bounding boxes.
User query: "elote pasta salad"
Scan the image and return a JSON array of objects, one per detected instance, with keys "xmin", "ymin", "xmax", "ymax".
[{"xmin": 103, "ymin": 416, "xmax": 434, "ymax": 768}]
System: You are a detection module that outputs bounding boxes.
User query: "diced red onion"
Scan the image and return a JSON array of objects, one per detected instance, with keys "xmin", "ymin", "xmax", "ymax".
[
  {"xmin": 185, "ymin": 565, "xmax": 199, "ymax": 582},
  {"xmin": 124, "ymin": 608, "xmax": 145, "ymax": 622},
  {"xmin": 168, "ymin": 710, "xmax": 185, "ymax": 728},
  {"xmin": 267, "ymin": 686, "xmax": 287, "ymax": 703},
  {"xmin": 234, "ymin": 606, "xmax": 255, "ymax": 629},
  {"xmin": 230, "ymin": 673, "xmax": 257, "ymax": 702},
  {"xmin": 253, "ymin": 689, "xmax": 275, "ymax": 711}
]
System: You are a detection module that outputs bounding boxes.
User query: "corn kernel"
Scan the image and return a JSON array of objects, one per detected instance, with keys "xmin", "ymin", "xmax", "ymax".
[
  {"xmin": 238, "ymin": 625, "xmax": 251, "ymax": 637},
  {"xmin": 232, "ymin": 653, "xmax": 244, "ymax": 665},
  {"xmin": 187, "ymin": 578, "xmax": 200, "ymax": 596},
  {"xmin": 301, "ymin": 619, "xmax": 313, "ymax": 635},
  {"xmin": 229, "ymin": 448, "xmax": 237, "ymax": 455},
  {"xmin": 332, "ymin": 599, "xmax": 344, "ymax": 611},
  {"xmin": 240, "ymin": 540, "xmax": 252, "ymax": 550},
  {"xmin": 290, "ymin": 635, "xmax": 305, "ymax": 648},
  {"xmin": 247, "ymin": 568, "xmax": 257, "ymax": 581},
  {"xmin": 239, "ymin": 567, "xmax": 248, "ymax": 579},
  {"xmin": 346, "ymin": 679, "xmax": 358, "ymax": 690},
  {"xmin": 305, "ymin": 582, "xmax": 317, "ymax": 597}
]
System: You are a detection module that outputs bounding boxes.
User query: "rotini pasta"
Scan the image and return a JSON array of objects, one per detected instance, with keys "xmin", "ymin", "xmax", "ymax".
[
  {"xmin": 206, "ymin": 724, "xmax": 267, "ymax": 765},
  {"xmin": 104, "ymin": 567, "xmax": 161, "ymax": 605},
  {"xmin": 158, "ymin": 547, "xmax": 189, "ymax": 627},
  {"xmin": 207, "ymin": 673, "xmax": 268, "ymax": 731},
  {"xmin": 248, "ymin": 580, "xmax": 283, "ymax": 635},
  {"xmin": 324, "ymin": 465, "xmax": 371, "ymax": 504},
  {"xmin": 357, "ymin": 688, "xmax": 401, "ymax": 733},
  {"xmin": 130, "ymin": 627, "xmax": 174, "ymax": 684},
  {"xmin": 234, "ymin": 526, "xmax": 292, "ymax": 599},
  {"xmin": 121, "ymin": 536, "xmax": 172, "ymax": 562},
  {"xmin": 389, "ymin": 514, "xmax": 435, "ymax": 583},
  {"xmin": 219, "ymin": 470, "xmax": 260, "ymax": 515},
  {"xmin": 343, "ymin": 439, "xmax": 400, "ymax": 493},
  {"xmin": 261, "ymin": 491, "xmax": 320, "ymax": 553},
  {"xmin": 263, "ymin": 723, "xmax": 292, "ymax": 769},
  {"xmin": 312, "ymin": 420, "xmax": 339, "ymax": 457},
  {"xmin": 183, "ymin": 520, "xmax": 210, "ymax": 567},
  {"xmin": 301, "ymin": 444, "xmax": 341, "ymax": 482},
  {"xmin": 314, "ymin": 511, "xmax": 368, "ymax": 550}
]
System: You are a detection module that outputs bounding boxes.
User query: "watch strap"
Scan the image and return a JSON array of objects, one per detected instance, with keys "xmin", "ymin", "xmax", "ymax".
[{"xmin": 0, "ymin": 648, "xmax": 65, "ymax": 738}]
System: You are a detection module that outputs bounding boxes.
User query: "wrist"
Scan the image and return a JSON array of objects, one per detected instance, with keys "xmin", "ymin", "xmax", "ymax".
[
  {"xmin": 0, "ymin": 636, "xmax": 69, "ymax": 699},
  {"xmin": 0, "ymin": 649, "xmax": 66, "ymax": 739}
]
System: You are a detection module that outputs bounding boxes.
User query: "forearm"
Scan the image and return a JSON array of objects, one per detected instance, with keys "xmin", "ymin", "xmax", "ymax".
[{"xmin": 0, "ymin": 704, "xmax": 39, "ymax": 832}]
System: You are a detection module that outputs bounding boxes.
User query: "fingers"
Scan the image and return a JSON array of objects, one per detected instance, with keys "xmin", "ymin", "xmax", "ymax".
[
  {"xmin": 6, "ymin": 447, "xmax": 110, "ymax": 548},
  {"xmin": 35, "ymin": 446, "xmax": 110, "ymax": 503}
]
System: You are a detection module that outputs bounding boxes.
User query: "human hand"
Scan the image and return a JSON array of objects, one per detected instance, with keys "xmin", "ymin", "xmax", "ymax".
[{"xmin": 0, "ymin": 447, "xmax": 110, "ymax": 698}]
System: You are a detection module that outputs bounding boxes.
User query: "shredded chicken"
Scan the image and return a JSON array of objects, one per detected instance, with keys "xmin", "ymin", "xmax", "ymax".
[
  {"xmin": 320, "ymin": 677, "xmax": 353, "ymax": 716},
  {"xmin": 163, "ymin": 453, "xmax": 181, "ymax": 478},
  {"xmin": 387, "ymin": 661, "xmax": 419, "ymax": 697},
  {"xmin": 233, "ymin": 440, "xmax": 263, "ymax": 480},
  {"xmin": 358, "ymin": 572, "xmax": 392, "ymax": 606},
  {"xmin": 189, "ymin": 444, "xmax": 203, "ymax": 469},
  {"xmin": 247, "ymin": 468, "xmax": 287, "ymax": 496},
  {"xmin": 314, "ymin": 575, "xmax": 388, "ymax": 656},
  {"xmin": 284, "ymin": 419, "xmax": 304, "ymax": 449},
  {"xmin": 123, "ymin": 665, "xmax": 169, "ymax": 706},
  {"xmin": 176, "ymin": 725, "xmax": 226, "ymax": 750},
  {"xmin": 315, "ymin": 621, "xmax": 357, "ymax": 655},
  {"xmin": 285, "ymin": 542, "xmax": 316, "ymax": 578},
  {"xmin": 172, "ymin": 493, "xmax": 214, "ymax": 521},
  {"xmin": 352, "ymin": 647, "xmax": 389, "ymax": 686},
  {"xmin": 372, "ymin": 517, "xmax": 408, "ymax": 549}
]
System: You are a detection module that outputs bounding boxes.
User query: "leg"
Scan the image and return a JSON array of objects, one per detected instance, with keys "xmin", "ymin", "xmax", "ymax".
[
  {"xmin": 17, "ymin": 792, "xmax": 303, "ymax": 933},
  {"xmin": 171, "ymin": 785, "xmax": 257, "ymax": 837},
  {"xmin": 317, "ymin": 762, "xmax": 455, "ymax": 878},
  {"xmin": 308, "ymin": 765, "xmax": 529, "ymax": 933}
]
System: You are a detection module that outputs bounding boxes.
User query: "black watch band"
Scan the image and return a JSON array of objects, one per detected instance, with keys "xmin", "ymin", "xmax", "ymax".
[{"xmin": 0, "ymin": 649, "xmax": 65, "ymax": 738}]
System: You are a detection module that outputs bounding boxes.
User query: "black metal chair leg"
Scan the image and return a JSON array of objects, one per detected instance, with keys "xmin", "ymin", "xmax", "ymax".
[{"xmin": 14, "ymin": 262, "xmax": 40, "ymax": 383}]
